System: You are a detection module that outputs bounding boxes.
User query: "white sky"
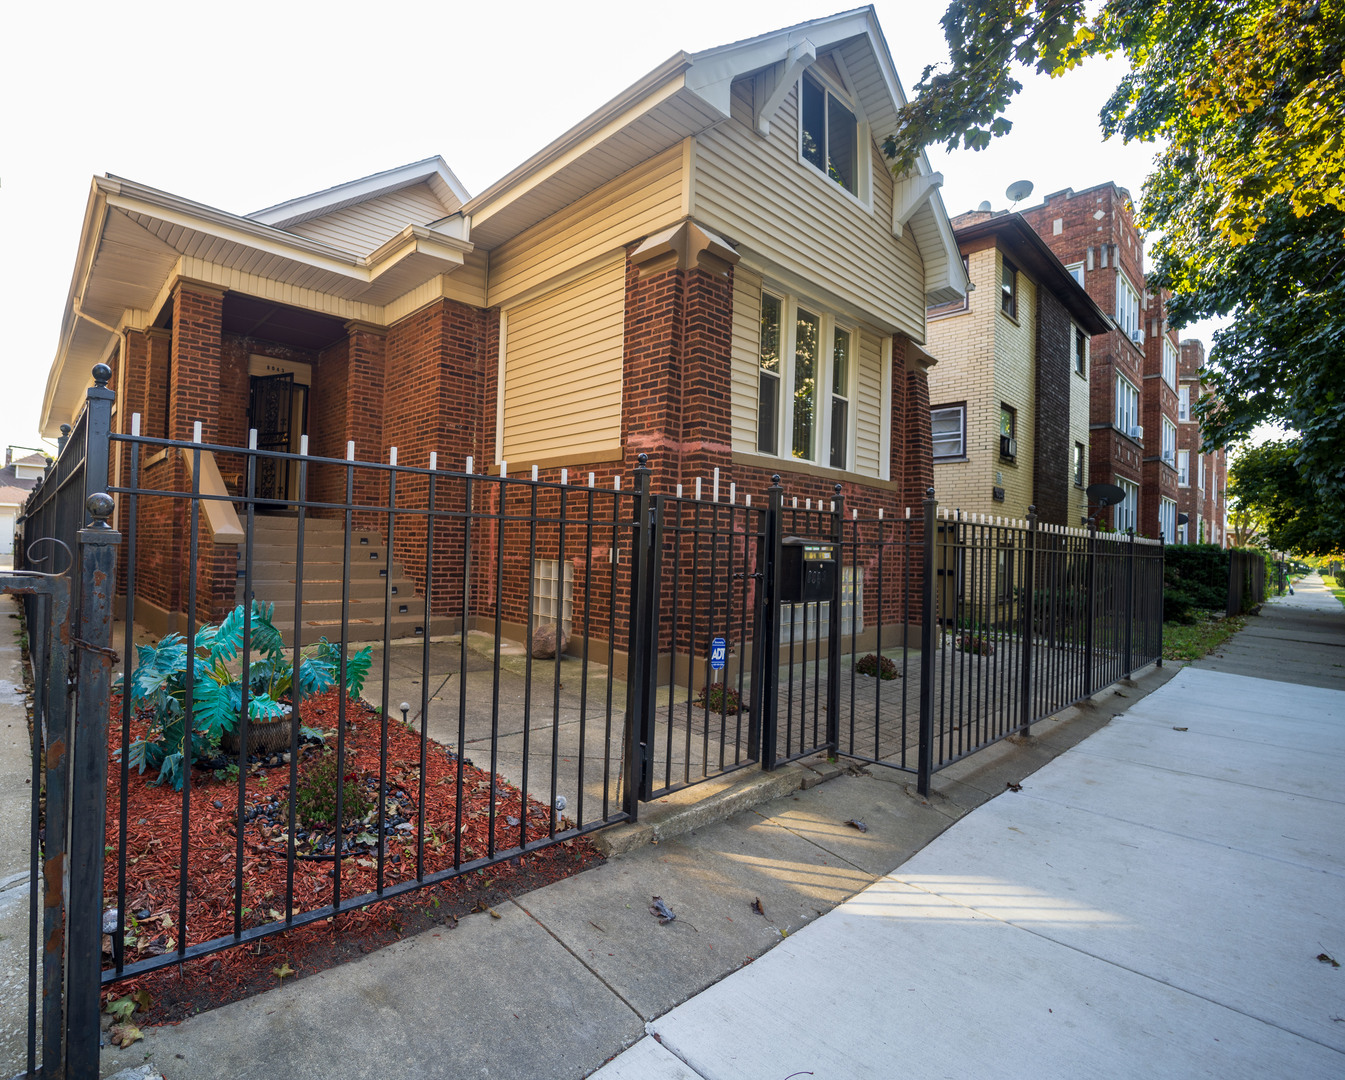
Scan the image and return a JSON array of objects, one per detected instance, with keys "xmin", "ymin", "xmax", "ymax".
[{"xmin": 0, "ymin": 0, "xmax": 1230, "ymax": 456}]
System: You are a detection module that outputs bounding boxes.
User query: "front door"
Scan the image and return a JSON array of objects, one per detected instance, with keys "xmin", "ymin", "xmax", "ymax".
[{"xmin": 248, "ymin": 373, "xmax": 295, "ymax": 504}]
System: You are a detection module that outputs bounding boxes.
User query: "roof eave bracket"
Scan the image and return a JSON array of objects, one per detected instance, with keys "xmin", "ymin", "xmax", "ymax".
[
  {"xmin": 893, "ymin": 171, "xmax": 942, "ymax": 239},
  {"xmin": 755, "ymin": 39, "xmax": 817, "ymax": 137}
]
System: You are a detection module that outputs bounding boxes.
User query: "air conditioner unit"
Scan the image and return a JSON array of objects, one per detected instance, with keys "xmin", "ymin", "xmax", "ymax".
[
  {"xmin": 1130, "ymin": 329, "xmax": 1144, "ymax": 345},
  {"xmin": 1128, "ymin": 425, "xmax": 1144, "ymax": 441},
  {"xmin": 1162, "ymin": 450, "xmax": 1175, "ymax": 464},
  {"xmin": 1000, "ymin": 435, "xmax": 1017, "ymax": 460}
]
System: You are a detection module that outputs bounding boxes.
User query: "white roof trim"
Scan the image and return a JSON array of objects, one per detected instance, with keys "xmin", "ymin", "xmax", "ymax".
[{"xmin": 248, "ymin": 156, "xmax": 471, "ymax": 230}]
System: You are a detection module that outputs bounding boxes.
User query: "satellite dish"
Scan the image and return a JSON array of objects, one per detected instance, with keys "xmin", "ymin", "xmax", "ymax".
[
  {"xmin": 1005, "ymin": 179, "xmax": 1034, "ymax": 205},
  {"xmin": 977, "ymin": 200, "xmax": 993, "ymax": 212},
  {"xmin": 1087, "ymin": 482, "xmax": 1127, "ymax": 508}
]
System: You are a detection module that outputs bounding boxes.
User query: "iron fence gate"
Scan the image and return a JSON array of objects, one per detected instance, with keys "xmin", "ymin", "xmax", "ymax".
[{"xmin": 13, "ymin": 367, "xmax": 1167, "ymax": 1078}]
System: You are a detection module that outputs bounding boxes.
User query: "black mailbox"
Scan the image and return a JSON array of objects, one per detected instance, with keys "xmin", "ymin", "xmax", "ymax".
[{"xmin": 779, "ymin": 537, "xmax": 837, "ymax": 603}]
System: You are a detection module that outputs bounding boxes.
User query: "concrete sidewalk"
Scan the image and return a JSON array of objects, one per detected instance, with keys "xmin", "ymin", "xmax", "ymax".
[
  {"xmin": 84, "ymin": 574, "xmax": 1345, "ymax": 1079},
  {"xmin": 598, "ymin": 582, "xmax": 1345, "ymax": 1079}
]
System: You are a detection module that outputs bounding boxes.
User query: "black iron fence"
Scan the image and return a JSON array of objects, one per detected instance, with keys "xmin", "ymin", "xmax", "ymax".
[
  {"xmin": 1228, "ymin": 549, "xmax": 1267, "ymax": 615},
  {"xmin": 14, "ymin": 367, "xmax": 1166, "ymax": 1078}
]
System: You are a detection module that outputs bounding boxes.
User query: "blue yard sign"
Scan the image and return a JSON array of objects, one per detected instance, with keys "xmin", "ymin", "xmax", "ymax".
[{"xmin": 709, "ymin": 636, "xmax": 727, "ymax": 671}]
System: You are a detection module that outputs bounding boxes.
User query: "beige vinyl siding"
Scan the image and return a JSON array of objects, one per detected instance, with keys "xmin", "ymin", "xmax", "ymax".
[
  {"xmin": 693, "ymin": 74, "xmax": 926, "ymax": 338},
  {"xmin": 854, "ymin": 332, "xmax": 883, "ymax": 476},
  {"xmin": 731, "ymin": 268, "xmax": 764, "ymax": 453},
  {"xmin": 500, "ymin": 256, "xmax": 625, "ymax": 463},
  {"xmin": 287, "ymin": 184, "xmax": 455, "ymax": 255},
  {"xmin": 487, "ymin": 146, "xmax": 686, "ymax": 309}
]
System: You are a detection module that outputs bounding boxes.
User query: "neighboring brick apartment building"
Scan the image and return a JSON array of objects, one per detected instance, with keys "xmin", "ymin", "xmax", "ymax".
[
  {"xmin": 36, "ymin": 9, "xmax": 965, "ymax": 641},
  {"xmin": 1019, "ymin": 183, "xmax": 1181, "ymax": 540},
  {"xmin": 926, "ymin": 210, "xmax": 1108, "ymax": 527},
  {"xmin": 1175, "ymin": 339, "xmax": 1229, "ymax": 545}
]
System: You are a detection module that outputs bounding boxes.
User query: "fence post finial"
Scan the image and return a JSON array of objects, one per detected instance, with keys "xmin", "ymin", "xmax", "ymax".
[{"xmin": 92, "ymin": 363, "xmax": 112, "ymax": 388}]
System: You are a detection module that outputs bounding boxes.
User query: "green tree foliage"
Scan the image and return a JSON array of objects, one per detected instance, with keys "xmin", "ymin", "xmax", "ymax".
[
  {"xmin": 887, "ymin": 1, "xmax": 1345, "ymax": 524},
  {"xmin": 1228, "ymin": 440, "xmax": 1343, "ymax": 555}
]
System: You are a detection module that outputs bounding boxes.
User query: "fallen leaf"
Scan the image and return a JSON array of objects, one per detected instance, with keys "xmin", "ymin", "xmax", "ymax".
[
  {"xmin": 487, "ymin": 907, "xmax": 501, "ymax": 919},
  {"xmin": 109, "ymin": 1023, "xmax": 143, "ymax": 1048},
  {"xmin": 105, "ymin": 996, "xmax": 135, "ymax": 1021},
  {"xmin": 844, "ymin": 819, "xmax": 869, "ymax": 833},
  {"xmin": 750, "ymin": 898, "xmax": 765, "ymax": 917},
  {"xmin": 1173, "ymin": 726, "xmax": 1189, "ymax": 732},
  {"xmin": 272, "ymin": 962, "xmax": 296, "ymax": 980},
  {"xmin": 1318, "ymin": 952, "xmax": 1340, "ymax": 968},
  {"xmin": 131, "ymin": 989, "xmax": 152, "ymax": 1013},
  {"xmin": 650, "ymin": 896, "xmax": 676, "ymax": 924},
  {"xmin": 1006, "ymin": 781, "xmax": 1023, "ymax": 792}
]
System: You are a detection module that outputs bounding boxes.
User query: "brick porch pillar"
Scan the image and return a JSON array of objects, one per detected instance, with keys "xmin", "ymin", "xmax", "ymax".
[{"xmin": 623, "ymin": 220, "xmax": 739, "ymax": 490}]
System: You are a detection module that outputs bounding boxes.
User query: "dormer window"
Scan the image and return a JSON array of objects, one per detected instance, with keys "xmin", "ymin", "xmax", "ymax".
[{"xmin": 800, "ymin": 71, "xmax": 862, "ymax": 198}]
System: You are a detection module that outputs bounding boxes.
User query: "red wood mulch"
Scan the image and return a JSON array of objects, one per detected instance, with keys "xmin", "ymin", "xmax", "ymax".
[{"xmin": 102, "ymin": 688, "xmax": 603, "ymax": 1023}]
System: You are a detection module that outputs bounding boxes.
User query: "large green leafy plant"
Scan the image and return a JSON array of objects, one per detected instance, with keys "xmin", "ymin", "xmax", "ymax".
[{"xmin": 123, "ymin": 601, "xmax": 372, "ymax": 791}]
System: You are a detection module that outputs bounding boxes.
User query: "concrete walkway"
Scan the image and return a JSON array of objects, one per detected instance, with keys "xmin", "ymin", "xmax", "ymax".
[{"xmin": 597, "ymin": 580, "xmax": 1345, "ymax": 1079}]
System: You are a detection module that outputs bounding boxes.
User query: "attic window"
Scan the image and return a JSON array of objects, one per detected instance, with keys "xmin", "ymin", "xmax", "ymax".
[{"xmin": 800, "ymin": 73, "xmax": 859, "ymax": 196}]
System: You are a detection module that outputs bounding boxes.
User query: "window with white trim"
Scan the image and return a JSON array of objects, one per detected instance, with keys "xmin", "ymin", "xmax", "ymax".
[
  {"xmin": 757, "ymin": 289, "xmax": 857, "ymax": 468},
  {"xmin": 1116, "ymin": 272, "xmax": 1141, "ymax": 340},
  {"xmin": 1115, "ymin": 477, "xmax": 1139, "ymax": 533},
  {"xmin": 1159, "ymin": 497, "xmax": 1177, "ymax": 543},
  {"xmin": 1163, "ymin": 338, "xmax": 1178, "ymax": 389},
  {"xmin": 1178, "ymin": 386, "xmax": 1191, "ymax": 421},
  {"xmin": 1198, "ymin": 453, "xmax": 1205, "ymax": 491},
  {"xmin": 800, "ymin": 71, "xmax": 866, "ymax": 200},
  {"xmin": 1074, "ymin": 326, "xmax": 1088, "ymax": 376},
  {"xmin": 1115, "ymin": 374, "xmax": 1140, "ymax": 435},
  {"xmin": 1001, "ymin": 259, "xmax": 1018, "ymax": 319},
  {"xmin": 1162, "ymin": 419, "xmax": 1176, "ymax": 466},
  {"xmin": 931, "ymin": 405, "xmax": 966, "ymax": 460},
  {"xmin": 1066, "ymin": 262, "xmax": 1085, "ymax": 288},
  {"xmin": 1073, "ymin": 442, "xmax": 1085, "ymax": 486},
  {"xmin": 1177, "ymin": 449, "xmax": 1190, "ymax": 486}
]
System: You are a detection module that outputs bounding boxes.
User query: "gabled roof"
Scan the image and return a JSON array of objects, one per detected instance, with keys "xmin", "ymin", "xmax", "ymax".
[
  {"xmin": 248, "ymin": 156, "xmax": 471, "ymax": 230},
  {"xmin": 0, "ymin": 462, "xmax": 40, "ymax": 507},
  {"xmin": 464, "ymin": 5, "xmax": 966, "ymax": 302}
]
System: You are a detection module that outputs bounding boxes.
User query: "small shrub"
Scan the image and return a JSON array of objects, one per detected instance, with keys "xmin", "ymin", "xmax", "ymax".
[
  {"xmin": 695, "ymin": 683, "xmax": 742, "ymax": 714},
  {"xmin": 281, "ymin": 750, "xmax": 374, "ymax": 831},
  {"xmin": 855, "ymin": 653, "xmax": 899, "ymax": 680},
  {"xmin": 955, "ymin": 634, "xmax": 995, "ymax": 656}
]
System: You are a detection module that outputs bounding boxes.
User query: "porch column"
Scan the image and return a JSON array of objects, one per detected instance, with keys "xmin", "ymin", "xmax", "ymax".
[{"xmin": 168, "ymin": 282, "xmax": 225, "ymax": 442}]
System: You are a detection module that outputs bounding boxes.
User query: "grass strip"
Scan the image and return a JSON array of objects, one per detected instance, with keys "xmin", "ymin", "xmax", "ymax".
[{"xmin": 1163, "ymin": 612, "xmax": 1247, "ymax": 662}]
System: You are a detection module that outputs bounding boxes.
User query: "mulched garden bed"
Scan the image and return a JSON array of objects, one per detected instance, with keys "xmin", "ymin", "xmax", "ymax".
[{"xmin": 101, "ymin": 687, "xmax": 603, "ymax": 1025}]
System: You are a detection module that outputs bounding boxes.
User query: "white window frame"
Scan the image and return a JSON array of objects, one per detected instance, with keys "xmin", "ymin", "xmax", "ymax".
[
  {"xmin": 1115, "ymin": 374, "xmax": 1140, "ymax": 435},
  {"xmin": 757, "ymin": 288, "xmax": 858, "ymax": 470},
  {"xmin": 1115, "ymin": 477, "xmax": 1140, "ymax": 534},
  {"xmin": 1116, "ymin": 272, "xmax": 1141, "ymax": 340},
  {"xmin": 797, "ymin": 67, "xmax": 871, "ymax": 208},
  {"xmin": 1177, "ymin": 449, "xmax": 1190, "ymax": 487},
  {"xmin": 1178, "ymin": 385, "xmax": 1191, "ymax": 421},
  {"xmin": 1162, "ymin": 338, "xmax": 1178, "ymax": 389},
  {"xmin": 1073, "ymin": 324, "xmax": 1089, "ymax": 377},
  {"xmin": 1159, "ymin": 497, "xmax": 1177, "ymax": 544},
  {"xmin": 1198, "ymin": 454, "xmax": 1206, "ymax": 491},
  {"xmin": 1161, "ymin": 419, "xmax": 1176, "ymax": 465},
  {"xmin": 1066, "ymin": 262, "xmax": 1085, "ymax": 288},
  {"xmin": 1073, "ymin": 441, "xmax": 1086, "ymax": 487},
  {"xmin": 931, "ymin": 404, "xmax": 966, "ymax": 460}
]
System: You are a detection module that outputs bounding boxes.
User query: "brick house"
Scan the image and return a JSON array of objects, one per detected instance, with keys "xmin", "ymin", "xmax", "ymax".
[
  {"xmin": 37, "ymin": 8, "xmax": 965, "ymax": 637},
  {"xmin": 1176, "ymin": 339, "xmax": 1229, "ymax": 545},
  {"xmin": 925, "ymin": 210, "xmax": 1109, "ymax": 528},
  {"xmin": 1019, "ymin": 183, "xmax": 1181, "ymax": 539}
]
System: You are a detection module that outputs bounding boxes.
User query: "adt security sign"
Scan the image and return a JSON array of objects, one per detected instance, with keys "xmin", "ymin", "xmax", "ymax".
[{"xmin": 709, "ymin": 637, "xmax": 727, "ymax": 671}]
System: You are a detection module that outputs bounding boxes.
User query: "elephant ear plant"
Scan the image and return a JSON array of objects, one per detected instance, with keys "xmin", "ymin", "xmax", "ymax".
[{"xmin": 121, "ymin": 601, "xmax": 372, "ymax": 791}]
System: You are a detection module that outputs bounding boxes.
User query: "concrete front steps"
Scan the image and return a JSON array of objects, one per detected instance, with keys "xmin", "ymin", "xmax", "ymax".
[{"xmin": 239, "ymin": 515, "xmax": 427, "ymax": 645}]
